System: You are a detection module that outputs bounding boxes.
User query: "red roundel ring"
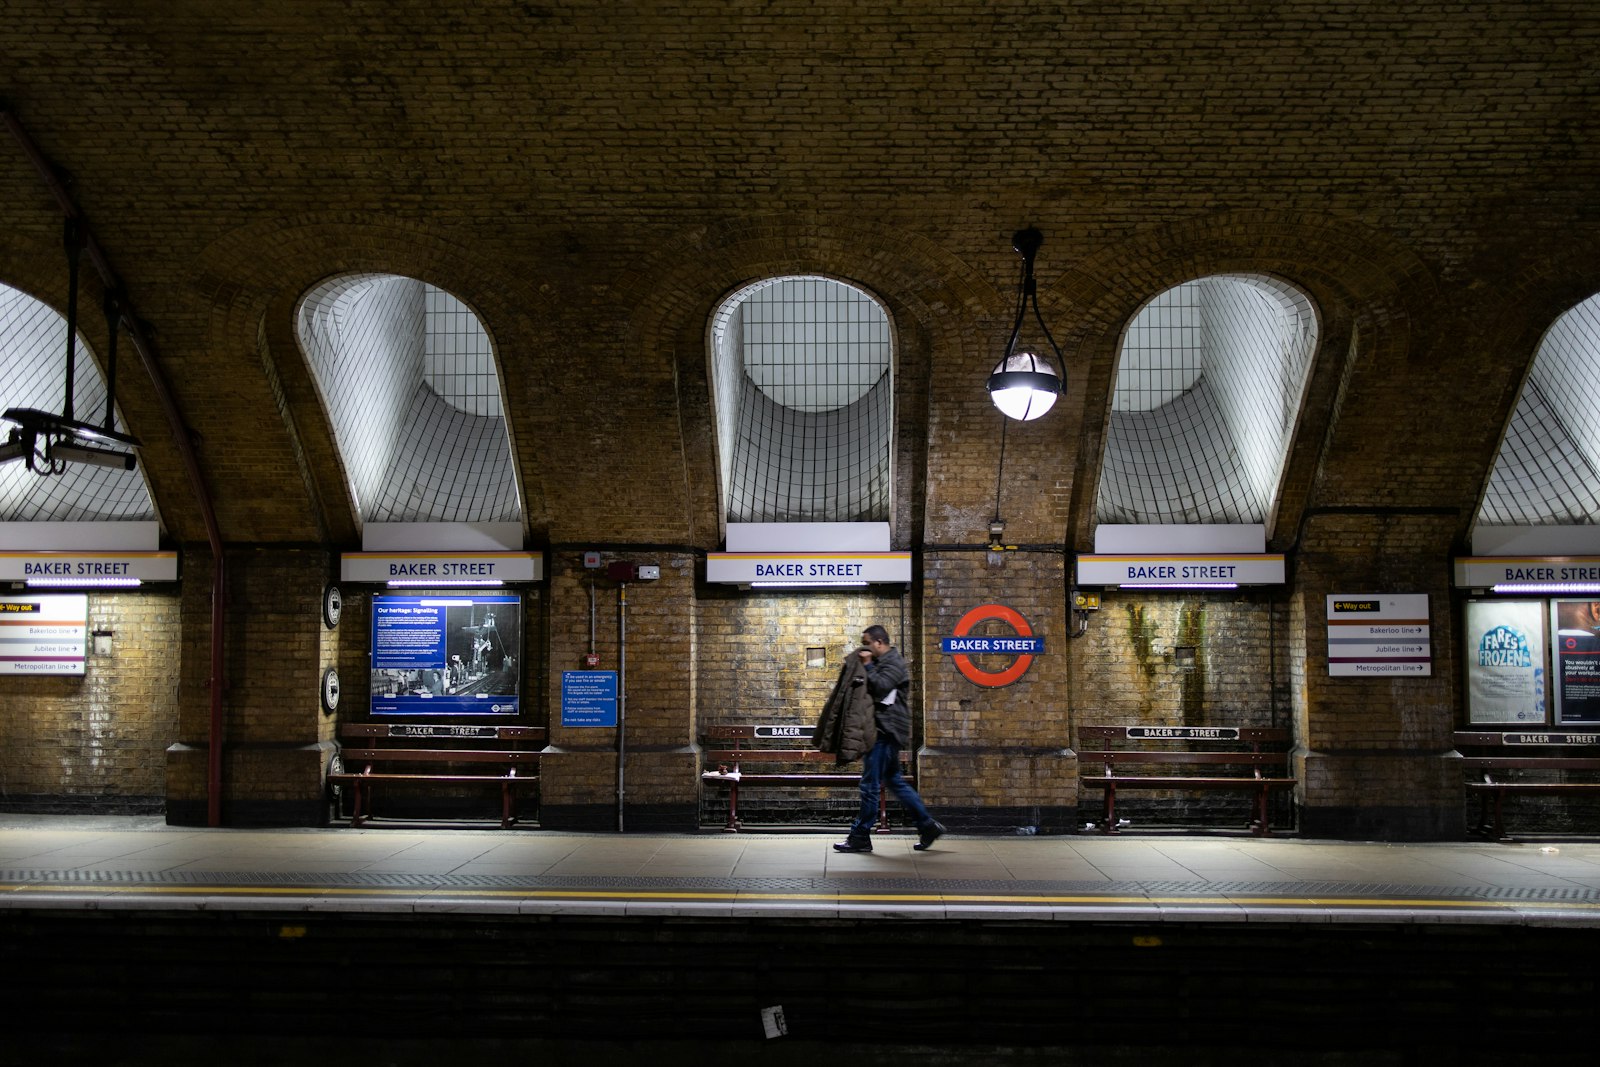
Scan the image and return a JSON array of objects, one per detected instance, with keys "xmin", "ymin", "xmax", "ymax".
[{"xmin": 952, "ymin": 603, "xmax": 1035, "ymax": 688}]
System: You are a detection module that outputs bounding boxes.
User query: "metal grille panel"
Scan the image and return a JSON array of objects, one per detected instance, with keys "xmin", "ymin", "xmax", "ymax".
[
  {"xmin": 1481, "ymin": 294, "xmax": 1600, "ymax": 525},
  {"xmin": 0, "ymin": 283, "xmax": 155, "ymax": 522},
  {"xmin": 1099, "ymin": 274, "xmax": 1318, "ymax": 525},
  {"xmin": 297, "ymin": 275, "xmax": 519, "ymax": 524},
  {"xmin": 711, "ymin": 277, "xmax": 893, "ymax": 524}
]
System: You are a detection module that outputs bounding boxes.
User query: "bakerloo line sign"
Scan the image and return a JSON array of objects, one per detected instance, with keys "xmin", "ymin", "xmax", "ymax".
[{"xmin": 941, "ymin": 603, "xmax": 1044, "ymax": 688}]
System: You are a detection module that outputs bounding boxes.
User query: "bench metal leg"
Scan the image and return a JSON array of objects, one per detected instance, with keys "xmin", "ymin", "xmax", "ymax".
[
  {"xmin": 1251, "ymin": 786, "xmax": 1272, "ymax": 837},
  {"xmin": 1101, "ymin": 785, "xmax": 1118, "ymax": 834},
  {"xmin": 723, "ymin": 784, "xmax": 742, "ymax": 832},
  {"xmin": 350, "ymin": 779, "xmax": 369, "ymax": 827},
  {"xmin": 501, "ymin": 782, "xmax": 516, "ymax": 830}
]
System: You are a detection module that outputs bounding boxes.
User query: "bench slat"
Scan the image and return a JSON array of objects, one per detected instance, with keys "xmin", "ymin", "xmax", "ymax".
[
  {"xmin": 330, "ymin": 773, "xmax": 538, "ymax": 783},
  {"xmin": 341, "ymin": 748, "xmax": 540, "ymax": 763},
  {"xmin": 1082, "ymin": 776, "xmax": 1296, "ymax": 789},
  {"xmin": 1461, "ymin": 757, "xmax": 1600, "ymax": 771},
  {"xmin": 1079, "ymin": 751, "xmax": 1286, "ymax": 766},
  {"xmin": 1079, "ymin": 726, "xmax": 1290, "ymax": 743},
  {"xmin": 341, "ymin": 723, "xmax": 546, "ymax": 742},
  {"xmin": 703, "ymin": 749, "xmax": 909, "ymax": 764}
]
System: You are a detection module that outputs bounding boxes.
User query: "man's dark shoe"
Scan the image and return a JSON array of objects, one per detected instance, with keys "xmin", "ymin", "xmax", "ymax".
[
  {"xmin": 833, "ymin": 838, "xmax": 873, "ymax": 853},
  {"xmin": 913, "ymin": 821, "xmax": 946, "ymax": 851}
]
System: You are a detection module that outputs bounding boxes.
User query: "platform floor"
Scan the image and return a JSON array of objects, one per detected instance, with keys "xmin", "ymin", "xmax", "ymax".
[{"xmin": 5, "ymin": 815, "xmax": 1600, "ymax": 926}]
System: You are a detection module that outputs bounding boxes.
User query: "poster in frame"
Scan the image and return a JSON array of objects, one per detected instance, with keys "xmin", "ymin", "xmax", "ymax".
[
  {"xmin": 1464, "ymin": 599, "xmax": 1545, "ymax": 724},
  {"xmin": 1551, "ymin": 598, "xmax": 1600, "ymax": 725},
  {"xmin": 370, "ymin": 593, "xmax": 521, "ymax": 716}
]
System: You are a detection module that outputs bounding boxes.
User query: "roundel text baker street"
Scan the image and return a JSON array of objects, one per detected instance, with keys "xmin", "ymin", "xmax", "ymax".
[{"xmin": 941, "ymin": 603, "xmax": 1045, "ymax": 688}]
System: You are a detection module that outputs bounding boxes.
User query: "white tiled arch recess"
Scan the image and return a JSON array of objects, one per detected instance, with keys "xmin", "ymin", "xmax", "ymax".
[
  {"xmin": 709, "ymin": 276, "xmax": 894, "ymax": 525},
  {"xmin": 1481, "ymin": 292, "xmax": 1600, "ymax": 526},
  {"xmin": 296, "ymin": 275, "xmax": 519, "ymax": 525},
  {"xmin": 0, "ymin": 282, "xmax": 156, "ymax": 522},
  {"xmin": 1097, "ymin": 274, "xmax": 1319, "ymax": 526}
]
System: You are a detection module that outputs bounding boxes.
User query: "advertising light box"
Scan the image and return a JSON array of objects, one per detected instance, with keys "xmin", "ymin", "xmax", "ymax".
[{"xmin": 370, "ymin": 594, "xmax": 521, "ymax": 716}]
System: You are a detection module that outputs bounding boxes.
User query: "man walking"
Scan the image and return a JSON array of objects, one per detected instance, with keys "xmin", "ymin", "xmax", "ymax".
[{"xmin": 834, "ymin": 625, "xmax": 947, "ymax": 854}]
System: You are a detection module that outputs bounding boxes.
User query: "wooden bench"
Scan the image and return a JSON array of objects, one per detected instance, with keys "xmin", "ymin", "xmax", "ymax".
[
  {"xmin": 701, "ymin": 724, "xmax": 913, "ymax": 832},
  {"xmin": 1456, "ymin": 730, "xmax": 1600, "ymax": 839},
  {"xmin": 330, "ymin": 723, "xmax": 545, "ymax": 828},
  {"xmin": 1078, "ymin": 725, "xmax": 1296, "ymax": 836}
]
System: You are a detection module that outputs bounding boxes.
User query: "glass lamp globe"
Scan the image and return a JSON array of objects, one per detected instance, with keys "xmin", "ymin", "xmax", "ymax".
[{"xmin": 987, "ymin": 351, "xmax": 1061, "ymax": 421}]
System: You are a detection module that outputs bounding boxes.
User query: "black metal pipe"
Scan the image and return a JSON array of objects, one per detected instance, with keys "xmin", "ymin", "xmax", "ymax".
[{"xmin": 3, "ymin": 107, "xmax": 230, "ymax": 827}]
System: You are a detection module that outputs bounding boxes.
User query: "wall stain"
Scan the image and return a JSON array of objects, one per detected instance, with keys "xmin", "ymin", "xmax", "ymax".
[
  {"xmin": 1178, "ymin": 604, "xmax": 1206, "ymax": 725},
  {"xmin": 1125, "ymin": 603, "xmax": 1158, "ymax": 680}
]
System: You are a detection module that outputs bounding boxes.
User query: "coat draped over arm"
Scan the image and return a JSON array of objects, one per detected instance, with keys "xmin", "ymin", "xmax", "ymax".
[{"xmin": 813, "ymin": 653, "xmax": 875, "ymax": 763}]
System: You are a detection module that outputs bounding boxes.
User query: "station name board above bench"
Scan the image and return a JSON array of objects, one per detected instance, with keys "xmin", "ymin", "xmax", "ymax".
[{"xmin": 340, "ymin": 552, "xmax": 543, "ymax": 583}]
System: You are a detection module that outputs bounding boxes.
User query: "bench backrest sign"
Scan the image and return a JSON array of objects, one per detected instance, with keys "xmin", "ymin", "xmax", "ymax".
[
  {"xmin": 941, "ymin": 603, "xmax": 1043, "ymax": 688},
  {"xmin": 1124, "ymin": 726, "xmax": 1241, "ymax": 741},
  {"xmin": 754, "ymin": 725, "xmax": 813, "ymax": 739},
  {"xmin": 1493, "ymin": 732, "xmax": 1600, "ymax": 746},
  {"xmin": 386, "ymin": 724, "xmax": 503, "ymax": 739}
]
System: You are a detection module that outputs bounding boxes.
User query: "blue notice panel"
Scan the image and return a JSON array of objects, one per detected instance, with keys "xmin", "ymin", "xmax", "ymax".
[
  {"xmin": 562, "ymin": 671, "xmax": 618, "ymax": 727},
  {"xmin": 370, "ymin": 594, "xmax": 521, "ymax": 716}
]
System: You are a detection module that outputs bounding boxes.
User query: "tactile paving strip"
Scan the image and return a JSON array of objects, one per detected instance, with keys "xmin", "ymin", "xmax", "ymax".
[{"xmin": 4, "ymin": 867, "xmax": 1599, "ymax": 903}]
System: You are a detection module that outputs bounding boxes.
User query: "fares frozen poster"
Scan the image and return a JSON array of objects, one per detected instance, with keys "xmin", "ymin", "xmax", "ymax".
[
  {"xmin": 1465, "ymin": 600, "xmax": 1545, "ymax": 724},
  {"xmin": 370, "ymin": 594, "xmax": 521, "ymax": 716}
]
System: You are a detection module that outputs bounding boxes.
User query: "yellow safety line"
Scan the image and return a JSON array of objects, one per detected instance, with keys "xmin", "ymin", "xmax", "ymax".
[{"xmin": 3, "ymin": 882, "xmax": 1598, "ymax": 911}]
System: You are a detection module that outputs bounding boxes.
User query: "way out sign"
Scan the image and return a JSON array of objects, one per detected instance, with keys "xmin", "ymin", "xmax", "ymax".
[{"xmin": 941, "ymin": 603, "xmax": 1043, "ymax": 688}]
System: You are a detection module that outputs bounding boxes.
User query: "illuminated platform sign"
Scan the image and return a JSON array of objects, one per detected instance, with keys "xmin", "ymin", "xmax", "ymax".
[
  {"xmin": 342, "ymin": 552, "xmax": 543, "ymax": 583},
  {"xmin": 1077, "ymin": 554, "xmax": 1284, "ymax": 586},
  {"xmin": 706, "ymin": 552, "xmax": 911, "ymax": 586},
  {"xmin": 0, "ymin": 551, "xmax": 177, "ymax": 584}
]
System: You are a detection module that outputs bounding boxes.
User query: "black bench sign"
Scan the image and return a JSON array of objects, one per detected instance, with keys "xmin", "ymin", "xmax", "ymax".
[
  {"xmin": 387, "ymin": 724, "xmax": 502, "ymax": 739},
  {"xmin": 754, "ymin": 725, "xmax": 815, "ymax": 740},
  {"xmin": 1126, "ymin": 726, "xmax": 1241, "ymax": 741},
  {"xmin": 1500, "ymin": 732, "xmax": 1600, "ymax": 746}
]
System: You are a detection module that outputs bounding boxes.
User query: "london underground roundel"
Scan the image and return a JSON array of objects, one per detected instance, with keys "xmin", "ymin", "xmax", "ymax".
[{"xmin": 942, "ymin": 603, "xmax": 1043, "ymax": 688}]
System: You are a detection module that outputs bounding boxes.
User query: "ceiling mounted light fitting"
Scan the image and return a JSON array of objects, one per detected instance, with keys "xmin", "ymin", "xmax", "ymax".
[
  {"xmin": 1, "ymin": 218, "xmax": 140, "ymax": 474},
  {"xmin": 987, "ymin": 226, "xmax": 1064, "ymax": 422},
  {"xmin": 984, "ymin": 227, "xmax": 1065, "ymax": 547}
]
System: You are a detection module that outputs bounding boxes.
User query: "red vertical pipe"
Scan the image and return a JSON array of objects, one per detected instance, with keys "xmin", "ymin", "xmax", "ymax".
[{"xmin": 4, "ymin": 108, "xmax": 229, "ymax": 825}]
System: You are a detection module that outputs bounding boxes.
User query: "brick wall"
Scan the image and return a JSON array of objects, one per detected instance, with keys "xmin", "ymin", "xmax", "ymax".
[
  {"xmin": 167, "ymin": 545, "xmax": 336, "ymax": 825},
  {"xmin": 1, "ymin": 589, "xmax": 180, "ymax": 813},
  {"xmin": 5, "ymin": 5, "xmax": 1600, "ymax": 838}
]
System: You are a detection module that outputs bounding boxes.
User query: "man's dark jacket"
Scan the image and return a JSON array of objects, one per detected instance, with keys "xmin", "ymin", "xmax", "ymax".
[{"xmin": 814, "ymin": 653, "xmax": 875, "ymax": 763}]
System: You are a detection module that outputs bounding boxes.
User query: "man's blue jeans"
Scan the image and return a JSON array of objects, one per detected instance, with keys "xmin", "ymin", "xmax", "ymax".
[{"xmin": 849, "ymin": 736, "xmax": 932, "ymax": 839}]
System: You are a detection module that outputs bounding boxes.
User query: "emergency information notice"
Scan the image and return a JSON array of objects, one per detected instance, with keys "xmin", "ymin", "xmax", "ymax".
[
  {"xmin": 0, "ymin": 595, "xmax": 88, "ymax": 676},
  {"xmin": 1326, "ymin": 594, "xmax": 1431, "ymax": 677}
]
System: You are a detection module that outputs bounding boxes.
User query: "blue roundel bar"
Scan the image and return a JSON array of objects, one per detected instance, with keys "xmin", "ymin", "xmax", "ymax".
[{"xmin": 941, "ymin": 636, "xmax": 1045, "ymax": 655}]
